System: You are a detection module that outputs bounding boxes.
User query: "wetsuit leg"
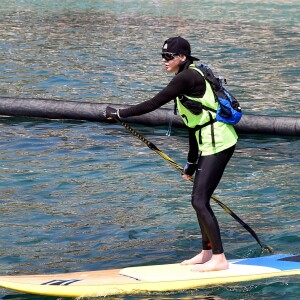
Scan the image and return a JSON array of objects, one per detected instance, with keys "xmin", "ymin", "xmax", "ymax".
[{"xmin": 191, "ymin": 145, "xmax": 235, "ymax": 254}]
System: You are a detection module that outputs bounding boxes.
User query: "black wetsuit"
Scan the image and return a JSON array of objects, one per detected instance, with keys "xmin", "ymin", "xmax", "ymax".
[{"xmin": 119, "ymin": 60, "xmax": 235, "ymax": 254}]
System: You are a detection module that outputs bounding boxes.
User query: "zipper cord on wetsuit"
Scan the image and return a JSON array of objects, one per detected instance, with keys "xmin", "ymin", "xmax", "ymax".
[{"xmin": 166, "ymin": 115, "xmax": 173, "ymax": 136}]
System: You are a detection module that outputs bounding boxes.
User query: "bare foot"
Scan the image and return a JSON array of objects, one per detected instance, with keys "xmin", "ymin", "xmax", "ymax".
[
  {"xmin": 191, "ymin": 253, "xmax": 229, "ymax": 272},
  {"xmin": 181, "ymin": 250, "xmax": 212, "ymax": 265}
]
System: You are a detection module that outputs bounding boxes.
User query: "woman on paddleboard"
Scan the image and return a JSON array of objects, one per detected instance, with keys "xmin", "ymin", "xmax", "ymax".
[{"xmin": 105, "ymin": 36, "xmax": 238, "ymax": 272}]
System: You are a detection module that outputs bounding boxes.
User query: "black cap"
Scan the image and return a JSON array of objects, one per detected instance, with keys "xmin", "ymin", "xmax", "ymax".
[{"xmin": 162, "ymin": 36, "xmax": 199, "ymax": 61}]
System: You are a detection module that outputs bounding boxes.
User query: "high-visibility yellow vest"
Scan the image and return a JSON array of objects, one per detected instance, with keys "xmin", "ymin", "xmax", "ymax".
[{"xmin": 176, "ymin": 65, "xmax": 238, "ymax": 155}]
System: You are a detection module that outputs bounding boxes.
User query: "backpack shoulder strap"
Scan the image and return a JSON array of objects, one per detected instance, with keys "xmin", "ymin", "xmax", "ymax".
[{"xmin": 197, "ymin": 64, "xmax": 223, "ymax": 92}]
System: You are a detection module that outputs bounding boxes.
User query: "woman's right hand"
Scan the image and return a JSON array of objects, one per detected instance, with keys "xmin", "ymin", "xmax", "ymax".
[
  {"xmin": 182, "ymin": 173, "xmax": 192, "ymax": 181},
  {"xmin": 182, "ymin": 162, "xmax": 197, "ymax": 180}
]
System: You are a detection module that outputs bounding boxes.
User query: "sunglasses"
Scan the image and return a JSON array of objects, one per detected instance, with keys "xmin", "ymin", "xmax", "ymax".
[{"xmin": 161, "ymin": 52, "xmax": 179, "ymax": 61}]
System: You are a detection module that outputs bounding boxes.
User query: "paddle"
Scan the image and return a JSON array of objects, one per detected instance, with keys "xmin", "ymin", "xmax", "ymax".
[{"xmin": 110, "ymin": 117, "xmax": 273, "ymax": 254}]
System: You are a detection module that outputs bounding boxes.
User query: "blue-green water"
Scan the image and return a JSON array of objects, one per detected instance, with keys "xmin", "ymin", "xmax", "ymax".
[{"xmin": 0, "ymin": 1, "xmax": 299, "ymax": 299}]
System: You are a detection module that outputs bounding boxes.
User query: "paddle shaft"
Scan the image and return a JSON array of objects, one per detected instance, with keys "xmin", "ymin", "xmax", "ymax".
[{"xmin": 112, "ymin": 117, "xmax": 273, "ymax": 253}]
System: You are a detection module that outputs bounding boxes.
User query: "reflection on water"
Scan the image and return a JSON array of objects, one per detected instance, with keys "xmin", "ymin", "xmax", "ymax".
[
  {"xmin": 0, "ymin": 120, "xmax": 299, "ymax": 300},
  {"xmin": 0, "ymin": 1, "xmax": 299, "ymax": 300},
  {"xmin": 0, "ymin": 1, "xmax": 299, "ymax": 115}
]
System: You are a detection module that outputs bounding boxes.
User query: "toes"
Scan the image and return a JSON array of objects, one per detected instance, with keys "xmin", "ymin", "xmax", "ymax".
[{"xmin": 180, "ymin": 259, "xmax": 192, "ymax": 265}]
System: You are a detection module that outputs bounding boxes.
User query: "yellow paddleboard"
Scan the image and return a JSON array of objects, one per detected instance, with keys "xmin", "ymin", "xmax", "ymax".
[{"xmin": 0, "ymin": 254, "xmax": 299, "ymax": 298}]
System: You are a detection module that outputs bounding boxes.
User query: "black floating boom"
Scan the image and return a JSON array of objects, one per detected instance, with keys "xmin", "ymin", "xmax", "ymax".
[{"xmin": 0, "ymin": 97, "xmax": 299, "ymax": 136}]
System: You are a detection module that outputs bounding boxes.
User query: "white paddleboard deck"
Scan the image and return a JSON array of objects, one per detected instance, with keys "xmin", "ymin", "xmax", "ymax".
[{"xmin": 0, "ymin": 254, "xmax": 299, "ymax": 298}]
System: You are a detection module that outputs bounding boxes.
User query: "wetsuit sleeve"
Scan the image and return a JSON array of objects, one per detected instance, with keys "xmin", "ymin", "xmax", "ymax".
[
  {"xmin": 187, "ymin": 127, "xmax": 199, "ymax": 163},
  {"xmin": 119, "ymin": 69, "xmax": 200, "ymax": 118}
]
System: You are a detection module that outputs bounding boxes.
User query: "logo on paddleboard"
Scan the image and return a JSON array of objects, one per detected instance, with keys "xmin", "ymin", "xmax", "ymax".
[{"xmin": 42, "ymin": 279, "xmax": 81, "ymax": 286}]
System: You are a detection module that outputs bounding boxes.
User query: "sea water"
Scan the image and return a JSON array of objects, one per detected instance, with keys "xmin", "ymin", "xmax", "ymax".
[{"xmin": 0, "ymin": 1, "xmax": 299, "ymax": 299}]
